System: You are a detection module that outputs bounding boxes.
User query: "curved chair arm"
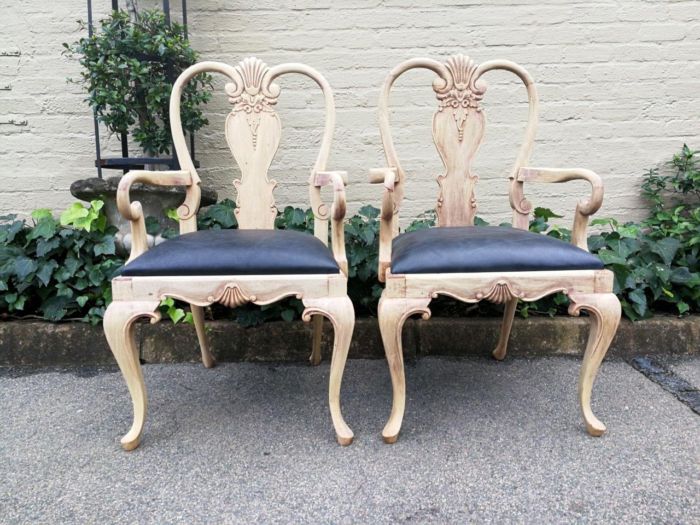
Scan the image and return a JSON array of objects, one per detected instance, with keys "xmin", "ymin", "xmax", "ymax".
[
  {"xmin": 516, "ymin": 167, "xmax": 604, "ymax": 251},
  {"xmin": 314, "ymin": 171, "xmax": 349, "ymax": 274},
  {"xmin": 117, "ymin": 170, "xmax": 193, "ymax": 263},
  {"xmin": 369, "ymin": 167, "xmax": 399, "ymax": 282}
]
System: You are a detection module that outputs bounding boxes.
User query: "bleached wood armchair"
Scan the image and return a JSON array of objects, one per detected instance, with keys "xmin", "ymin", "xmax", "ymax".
[
  {"xmin": 104, "ymin": 58, "xmax": 355, "ymax": 450},
  {"xmin": 371, "ymin": 55, "xmax": 621, "ymax": 443}
]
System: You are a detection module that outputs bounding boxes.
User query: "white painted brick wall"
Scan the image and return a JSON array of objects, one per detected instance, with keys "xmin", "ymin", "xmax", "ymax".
[{"xmin": 2, "ymin": 0, "xmax": 699, "ymax": 226}]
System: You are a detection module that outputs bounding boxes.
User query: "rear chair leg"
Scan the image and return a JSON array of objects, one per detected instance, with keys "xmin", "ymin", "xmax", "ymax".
[
  {"xmin": 303, "ymin": 297, "xmax": 355, "ymax": 446},
  {"xmin": 310, "ymin": 315, "xmax": 323, "ymax": 366},
  {"xmin": 492, "ymin": 298, "xmax": 517, "ymax": 361},
  {"xmin": 103, "ymin": 300, "xmax": 161, "ymax": 450},
  {"xmin": 569, "ymin": 293, "xmax": 621, "ymax": 436},
  {"xmin": 191, "ymin": 305, "xmax": 215, "ymax": 368}
]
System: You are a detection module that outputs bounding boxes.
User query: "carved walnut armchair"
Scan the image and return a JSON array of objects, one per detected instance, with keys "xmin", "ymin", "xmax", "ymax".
[
  {"xmin": 370, "ymin": 55, "xmax": 621, "ymax": 443},
  {"xmin": 105, "ymin": 58, "xmax": 355, "ymax": 450}
]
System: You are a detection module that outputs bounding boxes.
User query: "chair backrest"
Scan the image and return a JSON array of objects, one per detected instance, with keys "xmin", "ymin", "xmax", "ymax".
[
  {"xmin": 379, "ymin": 55, "xmax": 540, "ymax": 228},
  {"xmin": 169, "ymin": 58, "xmax": 336, "ymax": 237}
]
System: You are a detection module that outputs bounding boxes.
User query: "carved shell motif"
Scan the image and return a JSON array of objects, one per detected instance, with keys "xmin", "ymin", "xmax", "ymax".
[
  {"xmin": 434, "ymin": 55, "xmax": 486, "ymax": 142},
  {"xmin": 476, "ymin": 281, "xmax": 523, "ymax": 304},
  {"xmin": 225, "ymin": 57, "xmax": 280, "ymax": 149},
  {"xmin": 208, "ymin": 284, "xmax": 257, "ymax": 308}
]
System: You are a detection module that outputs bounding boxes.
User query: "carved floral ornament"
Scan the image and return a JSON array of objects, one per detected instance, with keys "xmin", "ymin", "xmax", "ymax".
[
  {"xmin": 433, "ymin": 55, "xmax": 486, "ymax": 142},
  {"xmin": 225, "ymin": 57, "xmax": 280, "ymax": 149}
]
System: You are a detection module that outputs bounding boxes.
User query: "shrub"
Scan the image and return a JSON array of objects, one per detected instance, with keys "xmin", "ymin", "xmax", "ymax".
[
  {"xmin": 590, "ymin": 144, "xmax": 700, "ymax": 319},
  {"xmin": 0, "ymin": 201, "xmax": 121, "ymax": 324},
  {"xmin": 63, "ymin": 9, "xmax": 212, "ymax": 156}
]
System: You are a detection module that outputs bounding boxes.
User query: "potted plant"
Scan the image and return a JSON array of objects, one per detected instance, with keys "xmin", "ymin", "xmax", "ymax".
[{"xmin": 63, "ymin": 5, "xmax": 217, "ymax": 252}]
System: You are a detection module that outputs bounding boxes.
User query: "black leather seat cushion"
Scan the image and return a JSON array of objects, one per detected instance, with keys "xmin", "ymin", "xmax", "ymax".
[
  {"xmin": 391, "ymin": 226, "xmax": 603, "ymax": 274},
  {"xmin": 120, "ymin": 229, "xmax": 339, "ymax": 276}
]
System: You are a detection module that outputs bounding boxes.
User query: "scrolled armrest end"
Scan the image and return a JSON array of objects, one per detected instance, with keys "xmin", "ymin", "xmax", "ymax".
[
  {"xmin": 516, "ymin": 166, "xmax": 604, "ymax": 251},
  {"xmin": 368, "ymin": 167, "xmax": 398, "ymax": 189},
  {"xmin": 117, "ymin": 170, "xmax": 194, "ymax": 261}
]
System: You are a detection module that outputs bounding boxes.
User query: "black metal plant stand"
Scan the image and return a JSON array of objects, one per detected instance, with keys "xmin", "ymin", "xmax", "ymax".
[{"xmin": 87, "ymin": 0, "xmax": 197, "ymax": 177}]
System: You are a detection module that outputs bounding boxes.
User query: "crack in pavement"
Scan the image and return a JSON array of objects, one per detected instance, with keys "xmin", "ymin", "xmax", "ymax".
[{"xmin": 628, "ymin": 356, "xmax": 700, "ymax": 415}]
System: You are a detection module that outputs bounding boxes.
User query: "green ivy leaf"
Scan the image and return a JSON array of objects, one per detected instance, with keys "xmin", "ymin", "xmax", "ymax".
[
  {"xmin": 590, "ymin": 217, "xmax": 617, "ymax": 228},
  {"xmin": 88, "ymin": 267, "xmax": 104, "ymax": 286},
  {"xmin": 15, "ymin": 294, "xmax": 27, "ymax": 310},
  {"xmin": 14, "ymin": 256, "xmax": 38, "ymax": 280},
  {"xmin": 533, "ymin": 207, "xmax": 563, "ymax": 220},
  {"xmin": 0, "ymin": 220, "xmax": 24, "ymax": 244},
  {"xmin": 670, "ymin": 267, "xmax": 694, "ymax": 284},
  {"xmin": 618, "ymin": 224, "xmax": 641, "ymax": 239},
  {"xmin": 168, "ymin": 307, "xmax": 186, "ymax": 324},
  {"xmin": 36, "ymin": 260, "xmax": 59, "ymax": 286},
  {"xmin": 358, "ymin": 205, "xmax": 380, "ymax": 219},
  {"xmin": 36, "ymin": 237, "xmax": 61, "ymax": 257},
  {"xmin": 60, "ymin": 203, "xmax": 90, "ymax": 227},
  {"xmin": 76, "ymin": 295, "xmax": 90, "ymax": 308},
  {"xmin": 361, "ymin": 227, "xmax": 375, "ymax": 245},
  {"xmin": 41, "ymin": 296, "xmax": 72, "ymax": 321},
  {"xmin": 650, "ymin": 237, "xmax": 680, "ymax": 265},
  {"xmin": 596, "ymin": 249, "xmax": 627, "ymax": 266},
  {"xmin": 31, "ymin": 209, "xmax": 53, "ymax": 221},
  {"xmin": 628, "ymin": 288, "xmax": 649, "ymax": 318},
  {"xmin": 93, "ymin": 236, "xmax": 115, "ymax": 256},
  {"xmin": 65, "ymin": 257, "xmax": 81, "ymax": 276}
]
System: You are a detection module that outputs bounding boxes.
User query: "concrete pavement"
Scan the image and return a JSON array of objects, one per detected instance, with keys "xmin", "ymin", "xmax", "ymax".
[{"xmin": 1, "ymin": 356, "xmax": 699, "ymax": 523}]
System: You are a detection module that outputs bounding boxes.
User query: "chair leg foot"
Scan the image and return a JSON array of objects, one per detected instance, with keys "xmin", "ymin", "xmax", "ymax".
[
  {"xmin": 378, "ymin": 296, "xmax": 431, "ymax": 444},
  {"xmin": 191, "ymin": 305, "xmax": 215, "ymax": 368},
  {"xmin": 303, "ymin": 296, "xmax": 355, "ymax": 445},
  {"xmin": 492, "ymin": 298, "xmax": 517, "ymax": 361},
  {"xmin": 103, "ymin": 300, "xmax": 161, "ymax": 450},
  {"xmin": 309, "ymin": 315, "xmax": 323, "ymax": 366},
  {"xmin": 569, "ymin": 293, "xmax": 621, "ymax": 436}
]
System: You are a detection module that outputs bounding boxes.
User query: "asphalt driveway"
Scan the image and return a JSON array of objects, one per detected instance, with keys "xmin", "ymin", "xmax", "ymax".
[{"xmin": 1, "ymin": 356, "xmax": 698, "ymax": 523}]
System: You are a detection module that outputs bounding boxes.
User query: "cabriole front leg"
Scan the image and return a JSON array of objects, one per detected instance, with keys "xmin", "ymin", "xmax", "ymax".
[
  {"xmin": 568, "ymin": 293, "xmax": 621, "ymax": 436},
  {"xmin": 302, "ymin": 296, "xmax": 355, "ymax": 445},
  {"xmin": 103, "ymin": 300, "xmax": 161, "ymax": 450},
  {"xmin": 378, "ymin": 295, "xmax": 432, "ymax": 444}
]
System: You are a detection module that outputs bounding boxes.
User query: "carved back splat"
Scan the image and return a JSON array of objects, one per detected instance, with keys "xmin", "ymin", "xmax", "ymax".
[
  {"xmin": 225, "ymin": 58, "xmax": 281, "ymax": 229},
  {"xmin": 169, "ymin": 59, "xmax": 337, "ymax": 233},
  {"xmin": 378, "ymin": 55, "xmax": 539, "ymax": 228},
  {"xmin": 433, "ymin": 55, "xmax": 485, "ymax": 226}
]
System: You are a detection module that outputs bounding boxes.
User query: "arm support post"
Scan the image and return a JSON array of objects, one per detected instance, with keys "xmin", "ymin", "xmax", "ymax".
[
  {"xmin": 369, "ymin": 167, "xmax": 399, "ymax": 282},
  {"xmin": 314, "ymin": 171, "xmax": 349, "ymax": 274},
  {"xmin": 117, "ymin": 170, "xmax": 193, "ymax": 263}
]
